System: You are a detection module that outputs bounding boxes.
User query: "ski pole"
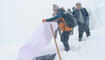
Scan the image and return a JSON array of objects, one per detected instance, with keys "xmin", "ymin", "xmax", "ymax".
[{"xmin": 50, "ymin": 24, "xmax": 62, "ymax": 60}]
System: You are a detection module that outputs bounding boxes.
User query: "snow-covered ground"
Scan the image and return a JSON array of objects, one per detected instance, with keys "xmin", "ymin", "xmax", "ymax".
[
  {"xmin": 55, "ymin": 27, "xmax": 105, "ymax": 60},
  {"xmin": 1, "ymin": 0, "xmax": 105, "ymax": 60}
]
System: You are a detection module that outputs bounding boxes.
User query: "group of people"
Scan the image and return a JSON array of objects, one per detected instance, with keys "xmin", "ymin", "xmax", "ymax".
[{"xmin": 42, "ymin": 2, "xmax": 90, "ymax": 52}]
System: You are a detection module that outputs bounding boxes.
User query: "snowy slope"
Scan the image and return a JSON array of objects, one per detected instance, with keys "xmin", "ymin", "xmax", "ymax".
[
  {"xmin": 1, "ymin": 0, "xmax": 105, "ymax": 60},
  {"xmin": 54, "ymin": 27, "xmax": 105, "ymax": 60}
]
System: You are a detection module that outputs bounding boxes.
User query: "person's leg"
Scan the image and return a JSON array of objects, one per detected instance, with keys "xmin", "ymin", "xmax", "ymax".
[
  {"xmin": 78, "ymin": 23, "xmax": 84, "ymax": 41},
  {"xmin": 63, "ymin": 40, "xmax": 70, "ymax": 52},
  {"xmin": 84, "ymin": 24, "xmax": 90, "ymax": 37},
  {"xmin": 55, "ymin": 27, "xmax": 58, "ymax": 39},
  {"xmin": 61, "ymin": 31, "xmax": 71, "ymax": 52},
  {"xmin": 58, "ymin": 27, "xmax": 61, "ymax": 39}
]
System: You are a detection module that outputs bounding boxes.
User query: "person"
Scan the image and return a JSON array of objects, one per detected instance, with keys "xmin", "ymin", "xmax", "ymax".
[
  {"xmin": 42, "ymin": 4, "xmax": 74, "ymax": 52},
  {"xmin": 73, "ymin": 2, "xmax": 90, "ymax": 41}
]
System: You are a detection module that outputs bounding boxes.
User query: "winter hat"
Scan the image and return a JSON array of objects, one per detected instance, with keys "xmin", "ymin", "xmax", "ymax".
[
  {"xmin": 61, "ymin": 7, "xmax": 66, "ymax": 12},
  {"xmin": 53, "ymin": 4, "xmax": 60, "ymax": 12},
  {"xmin": 76, "ymin": 2, "xmax": 81, "ymax": 6}
]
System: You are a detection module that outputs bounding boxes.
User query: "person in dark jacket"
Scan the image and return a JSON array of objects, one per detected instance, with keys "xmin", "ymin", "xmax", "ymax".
[
  {"xmin": 42, "ymin": 4, "xmax": 72, "ymax": 52},
  {"xmin": 73, "ymin": 2, "xmax": 90, "ymax": 41}
]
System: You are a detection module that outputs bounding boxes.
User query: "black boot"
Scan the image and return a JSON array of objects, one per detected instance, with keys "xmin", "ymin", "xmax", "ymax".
[
  {"xmin": 65, "ymin": 47, "xmax": 70, "ymax": 52},
  {"xmin": 63, "ymin": 41, "xmax": 70, "ymax": 52},
  {"xmin": 79, "ymin": 38, "xmax": 82, "ymax": 42},
  {"xmin": 87, "ymin": 33, "xmax": 90, "ymax": 38}
]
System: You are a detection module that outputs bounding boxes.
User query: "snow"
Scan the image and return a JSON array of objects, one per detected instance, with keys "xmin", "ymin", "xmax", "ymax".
[
  {"xmin": 55, "ymin": 28, "xmax": 105, "ymax": 60},
  {"xmin": 18, "ymin": 22, "xmax": 58, "ymax": 60},
  {"xmin": 0, "ymin": 0, "xmax": 105, "ymax": 60}
]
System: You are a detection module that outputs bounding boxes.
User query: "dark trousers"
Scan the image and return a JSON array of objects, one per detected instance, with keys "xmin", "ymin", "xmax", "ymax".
[
  {"xmin": 61, "ymin": 31, "xmax": 71, "ymax": 51},
  {"xmin": 78, "ymin": 22, "xmax": 90, "ymax": 41}
]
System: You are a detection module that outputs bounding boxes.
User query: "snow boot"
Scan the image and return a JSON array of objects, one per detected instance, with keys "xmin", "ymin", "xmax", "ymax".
[{"xmin": 79, "ymin": 38, "xmax": 82, "ymax": 42}]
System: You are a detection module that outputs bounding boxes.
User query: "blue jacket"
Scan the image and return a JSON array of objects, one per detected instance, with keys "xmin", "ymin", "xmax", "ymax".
[
  {"xmin": 46, "ymin": 8, "xmax": 65, "ymax": 24},
  {"xmin": 73, "ymin": 8, "xmax": 89, "ymax": 24}
]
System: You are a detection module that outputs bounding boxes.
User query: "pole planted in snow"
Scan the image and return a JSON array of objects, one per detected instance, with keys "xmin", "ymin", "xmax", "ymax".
[{"xmin": 50, "ymin": 24, "xmax": 62, "ymax": 60}]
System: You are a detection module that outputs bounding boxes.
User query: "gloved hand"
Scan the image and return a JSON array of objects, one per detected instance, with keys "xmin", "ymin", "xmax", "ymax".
[{"xmin": 42, "ymin": 19, "xmax": 46, "ymax": 23}]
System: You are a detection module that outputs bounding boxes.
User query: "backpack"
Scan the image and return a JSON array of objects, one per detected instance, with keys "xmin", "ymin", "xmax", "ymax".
[
  {"xmin": 63, "ymin": 12, "xmax": 76, "ymax": 28},
  {"xmin": 58, "ymin": 12, "xmax": 76, "ymax": 31}
]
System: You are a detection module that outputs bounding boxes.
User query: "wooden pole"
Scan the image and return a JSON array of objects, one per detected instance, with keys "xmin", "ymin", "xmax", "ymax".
[{"xmin": 50, "ymin": 24, "xmax": 62, "ymax": 60}]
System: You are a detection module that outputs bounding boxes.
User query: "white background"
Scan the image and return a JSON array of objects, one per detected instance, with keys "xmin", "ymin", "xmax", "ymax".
[{"xmin": 0, "ymin": 0, "xmax": 105, "ymax": 60}]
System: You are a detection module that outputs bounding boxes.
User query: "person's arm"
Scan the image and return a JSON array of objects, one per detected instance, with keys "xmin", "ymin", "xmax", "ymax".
[
  {"xmin": 42, "ymin": 9, "xmax": 64, "ymax": 23},
  {"xmin": 46, "ymin": 15, "xmax": 60, "ymax": 22},
  {"xmin": 84, "ymin": 8, "xmax": 89, "ymax": 17},
  {"xmin": 72, "ymin": 10, "xmax": 77, "ymax": 19},
  {"xmin": 42, "ymin": 15, "xmax": 61, "ymax": 23},
  {"xmin": 83, "ymin": 8, "xmax": 89, "ymax": 24},
  {"xmin": 52, "ymin": 19, "xmax": 59, "ymax": 22},
  {"xmin": 46, "ymin": 11, "xmax": 64, "ymax": 22}
]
